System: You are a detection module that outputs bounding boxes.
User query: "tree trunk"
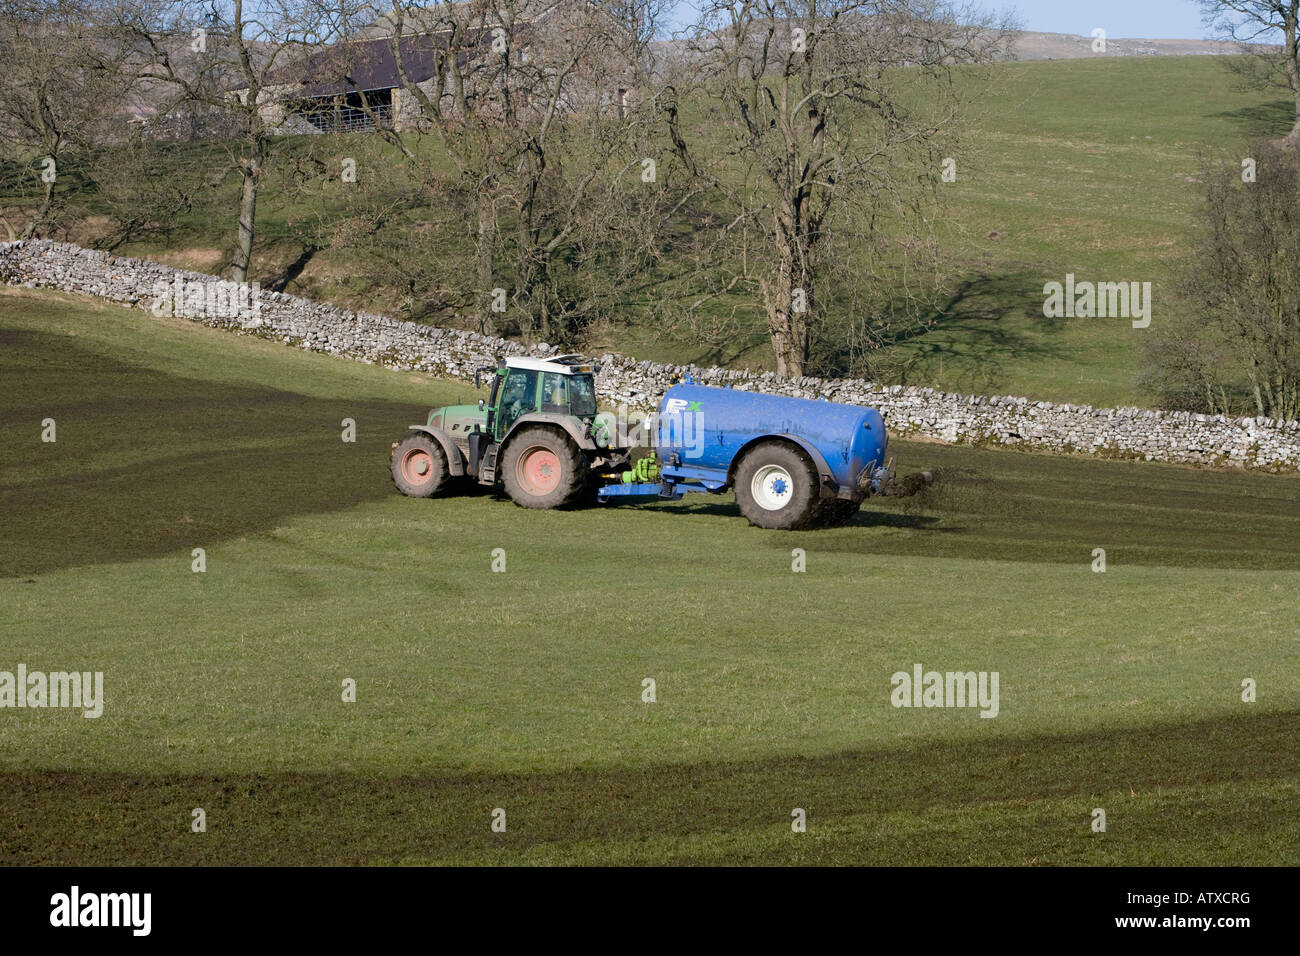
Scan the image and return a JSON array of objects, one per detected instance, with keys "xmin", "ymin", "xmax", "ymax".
[
  {"xmin": 764, "ymin": 250, "xmax": 811, "ymax": 379},
  {"xmin": 513, "ymin": 222, "xmax": 537, "ymax": 346},
  {"xmin": 20, "ymin": 177, "xmax": 55, "ymax": 240},
  {"xmin": 1248, "ymin": 359, "xmax": 1265, "ymax": 416},
  {"xmin": 513, "ymin": 153, "xmax": 544, "ymax": 345},
  {"xmin": 474, "ymin": 187, "xmax": 497, "ymax": 336},
  {"xmin": 1286, "ymin": 7, "xmax": 1300, "ymax": 146},
  {"xmin": 231, "ymin": 141, "xmax": 264, "ymax": 284}
]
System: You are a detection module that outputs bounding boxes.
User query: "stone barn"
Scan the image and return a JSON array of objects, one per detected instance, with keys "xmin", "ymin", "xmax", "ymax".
[{"xmin": 239, "ymin": 0, "xmax": 640, "ymax": 134}]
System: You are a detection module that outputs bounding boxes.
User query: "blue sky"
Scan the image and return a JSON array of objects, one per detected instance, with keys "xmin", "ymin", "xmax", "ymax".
[
  {"xmin": 1004, "ymin": 0, "xmax": 1206, "ymax": 38},
  {"xmin": 663, "ymin": 1, "xmax": 1212, "ymax": 39}
]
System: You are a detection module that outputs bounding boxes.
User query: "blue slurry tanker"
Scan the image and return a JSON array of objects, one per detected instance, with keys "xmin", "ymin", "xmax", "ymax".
[
  {"xmin": 596, "ymin": 381, "xmax": 893, "ymax": 529},
  {"xmin": 390, "ymin": 355, "xmax": 896, "ymax": 530}
]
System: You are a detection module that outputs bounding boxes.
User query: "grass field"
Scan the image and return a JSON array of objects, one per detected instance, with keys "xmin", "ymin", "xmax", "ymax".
[
  {"xmin": 5, "ymin": 56, "xmax": 1295, "ymax": 408},
  {"xmin": 2, "ymin": 286, "xmax": 1298, "ymax": 865}
]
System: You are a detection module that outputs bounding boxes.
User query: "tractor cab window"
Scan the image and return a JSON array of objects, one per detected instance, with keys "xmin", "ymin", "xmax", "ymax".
[
  {"xmin": 541, "ymin": 372, "xmax": 569, "ymax": 413},
  {"xmin": 498, "ymin": 368, "xmax": 538, "ymax": 436},
  {"xmin": 540, "ymin": 372, "xmax": 596, "ymax": 417},
  {"xmin": 567, "ymin": 375, "xmax": 597, "ymax": 418}
]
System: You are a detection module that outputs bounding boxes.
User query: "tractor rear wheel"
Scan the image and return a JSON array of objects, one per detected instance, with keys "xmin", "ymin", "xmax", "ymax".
[
  {"xmin": 501, "ymin": 427, "xmax": 585, "ymax": 509},
  {"xmin": 733, "ymin": 441, "xmax": 821, "ymax": 530},
  {"xmin": 391, "ymin": 433, "xmax": 450, "ymax": 498}
]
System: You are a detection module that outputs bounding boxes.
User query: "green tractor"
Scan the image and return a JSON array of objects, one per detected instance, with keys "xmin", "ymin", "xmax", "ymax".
[{"xmin": 390, "ymin": 354, "xmax": 632, "ymax": 508}]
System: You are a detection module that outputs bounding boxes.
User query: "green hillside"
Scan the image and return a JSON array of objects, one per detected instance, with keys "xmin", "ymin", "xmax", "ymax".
[{"xmin": 3, "ymin": 56, "xmax": 1292, "ymax": 409}]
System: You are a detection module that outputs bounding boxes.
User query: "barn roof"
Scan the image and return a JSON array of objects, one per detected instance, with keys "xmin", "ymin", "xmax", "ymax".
[
  {"xmin": 282, "ymin": 33, "xmax": 454, "ymax": 97},
  {"xmin": 252, "ymin": 3, "xmax": 561, "ymax": 99}
]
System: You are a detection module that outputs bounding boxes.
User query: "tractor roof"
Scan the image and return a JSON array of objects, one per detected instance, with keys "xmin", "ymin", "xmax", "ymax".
[{"xmin": 503, "ymin": 355, "xmax": 595, "ymax": 374}]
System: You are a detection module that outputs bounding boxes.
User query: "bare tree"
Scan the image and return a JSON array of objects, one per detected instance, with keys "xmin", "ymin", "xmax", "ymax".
[
  {"xmin": 0, "ymin": 0, "xmax": 132, "ymax": 239},
  {"xmin": 87, "ymin": 127, "xmax": 230, "ymax": 250},
  {"xmin": 111, "ymin": 0, "xmax": 340, "ymax": 281},
  {"xmin": 1200, "ymin": 1, "xmax": 1300, "ymax": 146},
  {"xmin": 670, "ymin": 0, "xmax": 1013, "ymax": 378},
  {"xmin": 1142, "ymin": 142, "xmax": 1300, "ymax": 421},
  {"xmin": 337, "ymin": 0, "xmax": 672, "ymax": 341}
]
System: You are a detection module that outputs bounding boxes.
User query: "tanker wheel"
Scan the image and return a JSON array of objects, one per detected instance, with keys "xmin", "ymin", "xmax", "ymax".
[
  {"xmin": 811, "ymin": 498, "xmax": 862, "ymax": 528},
  {"xmin": 501, "ymin": 426, "xmax": 585, "ymax": 509},
  {"xmin": 733, "ymin": 441, "xmax": 821, "ymax": 530},
  {"xmin": 391, "ymin": 433, "xmax": 450, "ymax": 498}
]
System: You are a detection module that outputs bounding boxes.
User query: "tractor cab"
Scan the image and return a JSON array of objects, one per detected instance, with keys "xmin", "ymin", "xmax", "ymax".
[{"xmin": 481, "ymin": 355, "xmax": 600, "ymax": 441}]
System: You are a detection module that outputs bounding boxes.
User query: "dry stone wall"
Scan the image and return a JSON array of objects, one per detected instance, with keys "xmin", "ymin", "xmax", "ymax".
[{"xmin": 4, "ymin": 239, "xmax": 1298, "ymax": 471}]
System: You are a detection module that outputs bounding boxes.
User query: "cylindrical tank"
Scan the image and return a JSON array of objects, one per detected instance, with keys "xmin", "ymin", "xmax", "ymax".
[{"xmin": 656, "ymin": 383, "xmax": 887, "ymax": 492}]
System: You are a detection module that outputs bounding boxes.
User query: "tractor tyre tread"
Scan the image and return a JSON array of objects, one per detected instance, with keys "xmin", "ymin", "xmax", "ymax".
[
  {"xmin": 500, "ymin": 426, "xmax": 586, "ymax": 510},
  {"xmin": 391, "ymin": 433, "xmax": 451, "ymax": 498}
]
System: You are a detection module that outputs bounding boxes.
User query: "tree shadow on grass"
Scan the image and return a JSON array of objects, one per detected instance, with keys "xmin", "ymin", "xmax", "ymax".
[
  {"xmin": 0, "ymin": 327, "xmax": 425, "ymax": 577},
  {"xmin": 2, "ymin": 709, "xmax": 1296, "ymax": 865},
  {"xmin": 1212, "ymin": 100, "xmax": 1297, "ymax": 140},
  {"xmin": 814, "ymin": 271, "xmax": 1070, "ymax": 394},
  {"xmin": 628, "ymin": 321, "xmax": 769, "ymax": 371},
  {"xmin": 257, "ymin": 239, "xmax": 324, "ymax": 294}
]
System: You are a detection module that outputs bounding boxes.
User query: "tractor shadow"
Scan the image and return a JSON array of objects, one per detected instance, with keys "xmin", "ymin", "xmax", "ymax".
[
  {"xmin": 592, "ymin": 496, "xmax": 946, "ymax": 531},
  {"xmin": 0, "ymin": 327, "xmax": 424, "ymax": 577}
]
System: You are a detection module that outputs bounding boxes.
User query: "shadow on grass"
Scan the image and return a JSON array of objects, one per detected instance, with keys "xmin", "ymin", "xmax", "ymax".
[
  {"xmin": 650, "ymin": 324, "xmax": 770, "ymax": 371},
  {"xmin": 634, "ymin": 497, "xmax": 948, "ymax": 531},
  {"xmin": 2, "ymin": 710, "xmax": 1296, "ymax": 865},
  {"xmin": 258, "ymin": 241, "xmax": 323, "ymax": 294},
  {"xmin": 813, "ymin": 271, "xmax": 1071, "ymax": 394},
  {"xmin": 1212, "ymin": 100, "xmax": 1298, "ymax": 140},
  {"xmin": 0, "ymin": 327, "xmax": 425, "ymax": 577}
]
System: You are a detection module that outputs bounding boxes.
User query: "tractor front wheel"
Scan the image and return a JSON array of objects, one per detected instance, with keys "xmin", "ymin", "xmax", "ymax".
[
  {"xmin": 391, "ymin": 433, "xmax": 450, "ymax": 498},
  {"xmin": 500, "ymin": 427, "xmax": 585, "ymax": 509}
]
